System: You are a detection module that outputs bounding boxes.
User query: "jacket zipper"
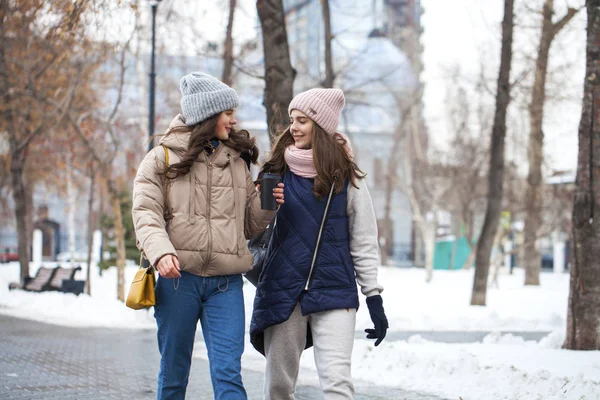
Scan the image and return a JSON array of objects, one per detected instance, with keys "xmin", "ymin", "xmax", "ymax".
[
  {"xmin": 202, "ymin": 146, "xmax": 223, "ymax": 274},
  {"xmin": 304, "ymin": 182, "xmax": 336, "ymax": 291}
]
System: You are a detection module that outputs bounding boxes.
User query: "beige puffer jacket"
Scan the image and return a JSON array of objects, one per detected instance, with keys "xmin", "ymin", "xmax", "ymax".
[{"xmin": 132, "ymin": 115, "xmax": 275, "ymax": 276}]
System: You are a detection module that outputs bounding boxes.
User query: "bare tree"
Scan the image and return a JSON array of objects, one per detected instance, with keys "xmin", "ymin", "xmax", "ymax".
[
  {"xmin": 523, "ymin": 0, "xmax": 580, "ymax": 286},
  {"xmin": 286, "ymin": 1, "xmax": 375, "ymax": 90},
  {"xmin": 563, "ymin": 0, "xmax": 600, "ymax": 351},
  {"xmin": 85, "ymin": 161, "xmax": 95, "ymax": 296},
  {"xmin": 0, "ymin": 0, "xmax": 97, "ymax": 282},
  {"xmin": 383, "ymin": 91, "xmax": 453, "ymax": 281},
  {"xmin": 443, "ymin": 66, "xmax": 493, "ymax": 270},
  {"xmin": 68, "ymin": 29, "xmax": 137, "ymax": 301},
  {"xmin": 403, "ymin": 158, "xmax": 453, "ymax": 282},
  {"xmin": 222, "ymin": 0, "xmax": 236, "ymax": 86},
  {"xmin": 379, "ymin": 97, "xmax": 415, "ymax": 266},
  {"xmin": 0, "ymin": 154, "xmax": 10, "ymax": 214},
  {"xmin": 472, "ymin": 0, "xmax": 515, "ymax": 306},
  {"xmin": 257, "ymin": 0, "xmax": 295, "ymax": 142},
  {"xmin": 321, "ymin": 0, "xmax": 334, "ymax": 88}
]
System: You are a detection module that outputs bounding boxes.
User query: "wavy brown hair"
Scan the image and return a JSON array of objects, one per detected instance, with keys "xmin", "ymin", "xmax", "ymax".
[
  {"xmin": 164, "ymin": 113, "xmax": 259, "ymax": 179},
  {"xmin": 261, "ymin": 124, "xmax": 365, "ymax": 199}
]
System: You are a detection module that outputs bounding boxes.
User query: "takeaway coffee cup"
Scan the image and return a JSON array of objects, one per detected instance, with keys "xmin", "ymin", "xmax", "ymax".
[{"xmin": 260, "ymin": 173, "xmax": 282, "ymax": 210}]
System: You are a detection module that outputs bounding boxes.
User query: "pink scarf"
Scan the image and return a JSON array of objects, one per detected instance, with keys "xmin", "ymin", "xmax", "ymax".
[{"xmin": 284, "ymin": 132, "xmax": 354, "ymax": 178}]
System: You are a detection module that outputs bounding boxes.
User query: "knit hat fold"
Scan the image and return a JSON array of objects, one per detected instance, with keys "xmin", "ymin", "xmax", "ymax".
[
  {"xmin": 180, "ymin": 72, "xmax": 240, "ymax": 126},
  {"xmin": 288, "ymin": 88, "xmax": 345, "ymax": 135}
]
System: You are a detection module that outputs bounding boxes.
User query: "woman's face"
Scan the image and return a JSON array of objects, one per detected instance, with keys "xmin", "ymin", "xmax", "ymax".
[
  {"xmin": 215, "ymin": 110, "xmax": 237, "ymax": 140},
  {"xmin": 290, "ymin": 109, "xmax": 314, "ymax": 149}
]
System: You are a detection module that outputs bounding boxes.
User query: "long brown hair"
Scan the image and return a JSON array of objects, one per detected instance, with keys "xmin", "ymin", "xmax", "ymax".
[
  {"xmin": 261, "ymin": 124, "xmax": 365, "ymax": 199},
  {"xmin": 165, "ymin": 113, "xmax": 259, "ymax": 179}
]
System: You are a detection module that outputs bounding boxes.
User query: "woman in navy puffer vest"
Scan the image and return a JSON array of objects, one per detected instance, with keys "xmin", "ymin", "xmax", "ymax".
[{"xmin": 250, "ymin": 88, "xmax": 389, "ymax": 400}]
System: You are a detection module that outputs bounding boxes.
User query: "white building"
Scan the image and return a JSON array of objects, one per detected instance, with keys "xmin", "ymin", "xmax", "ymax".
[
  {"xmin": 282, "ymin": 0, "xmax": 424, "ymax": 264},
  {"xmin": 1, "ymin": 1, "xmax": 426, "ymax": 265}
]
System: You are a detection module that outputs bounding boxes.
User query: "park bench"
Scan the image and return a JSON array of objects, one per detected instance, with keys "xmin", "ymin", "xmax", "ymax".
[
  {"xmin": 8, "ymin": 266, "xmax": 57, "ymax": 292},
  {"xmin": 8, "ymin": 265, "xmax": 85, "ymax": 295},
  {"xmin": 48, "ymin": 265, "xmax": 84, "ymax": 295}
]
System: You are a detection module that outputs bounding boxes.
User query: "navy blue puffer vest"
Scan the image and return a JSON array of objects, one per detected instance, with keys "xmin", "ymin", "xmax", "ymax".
[{"xmin": 250, "ymin": 170, "xmax": 359, "ymax": 344}]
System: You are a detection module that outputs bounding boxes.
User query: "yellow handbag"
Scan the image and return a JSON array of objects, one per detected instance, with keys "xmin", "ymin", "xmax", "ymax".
[
  {"xmin": 126, "ymin": 145, "xmax": 170, "ymax": 310},
  {"xmin": 126, "ymin": 258, "xmax": 156, "ymax": 310}
]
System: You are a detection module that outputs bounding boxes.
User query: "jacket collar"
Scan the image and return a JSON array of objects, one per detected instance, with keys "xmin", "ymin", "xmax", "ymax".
[{"xmin": 159, "ymin": 114, "xmax": 241, "ymax": 164}]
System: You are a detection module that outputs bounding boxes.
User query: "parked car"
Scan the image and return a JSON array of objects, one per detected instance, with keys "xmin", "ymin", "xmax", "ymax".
[{"xmin": 0, "ymin": 246, "xmax": 19, "ymax": 263}]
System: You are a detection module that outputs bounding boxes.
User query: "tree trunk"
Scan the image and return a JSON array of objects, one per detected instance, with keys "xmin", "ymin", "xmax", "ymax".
[
  {"xmin": 424, "ymin": 216, "xmax": 437, "ymax": 283},
  {"xmin": 382, "ymin": 125, "xmax": 404, "ymax": 266},
  {"xmin": 462, "ymin": 213, "xmax": 475, "ymax": 270},
  {"xmin": 462, "ymin": 248, "xmax": 475, "ymax": 270},
  {"xmin": 111, "ymin": 193, "xmax": 126, "ymax": 302},
  {"xmin": 490, "ymin": 227, "xmax": 506, "ymax": 288},
  {"xmin": 257, "ymin": 0, "xmax": 295, "ymax": 143},
  {"xmin": 85, "ymin": 162, "xmax": 95, "ymax": 296},
  {"xmin": 525, "ymin": 0, "xmax": 579, "ymax": 286},
  {"xmin": 321, "ymin": 0, "xmax": 334, "ymax": 88},
  {"xmin": 67, "ymin": 156, "xmax": 76, "ymax": 264},
  {"xmin": 1, "ymin": 9, "xmax": 29, "ymax": 280},
  {"xmin": 523, "ymin": 0, "xmax": 552, "ymax": 286},
  {"xmin": 564, "ymin": 0, "xmax": 600, "ymax": 350},
  {"xmin": 471, "ymin": 0, "xmax": 514, "ymax": 306},
  {"xmin": 490, "ymin": 251, "xmax": 504, "ymax": 289},
  {"xmin": 9, "ymin": 148, "xmax": 31, "ymax": 282},
  {"xmin": 222, "ymin": 0, "xmax": 236, "ymax": 86},
  {"xmin": 412, "ymin": 225, "xmax": 423, "ymax": 267},
  {"xmin": 25, "ymin": 181, "xmax": 34, "ymax": 244},
  {"xmin": 98, "ymin": 180, "xmax": 105, "ymax": 277},
  {"xmin": 381, "ymin": 169, "xmax": 393, "ymax": 266}
]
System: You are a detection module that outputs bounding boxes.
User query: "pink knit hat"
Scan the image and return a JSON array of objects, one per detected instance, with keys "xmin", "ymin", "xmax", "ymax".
[{"xmin": 288, "ymin": 88, "xmax": 345, "ymax": 135}]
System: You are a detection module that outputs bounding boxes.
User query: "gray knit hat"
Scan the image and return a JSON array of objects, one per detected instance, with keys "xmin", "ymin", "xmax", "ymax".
[{"xmin": 179, "ymin": 72, "xmax": 240, "ymax": 126}]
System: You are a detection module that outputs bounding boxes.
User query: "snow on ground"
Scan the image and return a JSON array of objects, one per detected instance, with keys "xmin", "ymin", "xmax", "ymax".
[
  {"xmin": 0, "ymin": 262, "xmax": 155, "ymax": 329},
  {"xmin": 0, "ymin": 262, "xmax": 598, "ymax": 399},
  {"xmin": 357, "ymin": 266, "xmax": 568, "ymax": 332}
]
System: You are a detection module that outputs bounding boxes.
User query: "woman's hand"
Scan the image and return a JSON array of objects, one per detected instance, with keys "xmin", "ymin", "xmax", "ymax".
[
  {"xmin": 256, "ymin": 182, "xmax": 285, "ymax": 206},
  {"xmin": 273, "ymin": 182, "xmax": 285, "ymax": 205},
  {"xmin": 156, "ymin": 254, "xmax": 181, "ymax": 278}
]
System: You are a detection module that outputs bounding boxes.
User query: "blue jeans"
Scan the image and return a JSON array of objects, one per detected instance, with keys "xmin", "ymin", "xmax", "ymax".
[{"xmin": 154, "ymin": 272, "xmax": 247, "ymax": 400}]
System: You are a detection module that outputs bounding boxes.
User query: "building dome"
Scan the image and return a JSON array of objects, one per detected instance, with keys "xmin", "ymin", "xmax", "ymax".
[
  {"xmin": 340, "ymin": 36, "xmax": 418, "ymax": 132},
  {"xmin": 342, "ymin": 36, "xmax": 417, "ymax": 92}
]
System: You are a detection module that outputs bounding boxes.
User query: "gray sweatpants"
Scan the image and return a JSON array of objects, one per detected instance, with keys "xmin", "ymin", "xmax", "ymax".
[{"xmin": 263, "ymin": 303, "xmax": 357, "ymax": 400}]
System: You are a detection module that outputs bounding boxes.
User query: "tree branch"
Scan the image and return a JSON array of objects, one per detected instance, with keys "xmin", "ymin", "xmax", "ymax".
[
  {"xmin": 551, "ymin": 7, "xmax": 581, "ymax": 39},
  {"xmin": 108, "ymin": 39, "xmax": 132, "ymax": 125},
  {"xmin": 233, "ymin": 61, "xmax": 265, "ymax": 80},
  {"xmin": 67, "ymin": 113, "xmax": 104, "ymax": 167}
]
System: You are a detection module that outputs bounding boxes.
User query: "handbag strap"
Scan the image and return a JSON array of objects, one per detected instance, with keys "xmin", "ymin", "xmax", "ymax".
[
  {"xmin": 161, "ymin": 144, "xmax": 171, "ymax": 220},
  {"xmin": 140, "ymin": 145, "xmax": 171, "ymax": 269}
]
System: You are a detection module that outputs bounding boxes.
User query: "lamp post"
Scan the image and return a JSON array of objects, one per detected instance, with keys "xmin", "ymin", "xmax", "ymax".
[
  {"xmin": 142, "ymin": 0, "xmax": 161, "ymax": 271},
  {"xmin": 148, "ymin": 0, "xmax": 161, "ymax": 151}
]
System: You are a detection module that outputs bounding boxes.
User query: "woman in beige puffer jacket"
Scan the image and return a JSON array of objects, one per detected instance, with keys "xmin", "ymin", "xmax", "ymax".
[{"xmin": 132, "ymin": 72, "xmax": 282, "ymax": 400}]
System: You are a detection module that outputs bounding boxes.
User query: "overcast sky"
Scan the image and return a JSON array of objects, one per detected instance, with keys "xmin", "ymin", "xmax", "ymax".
[
  {"xmin": 139, "ymin": 0, "xmax": 586, "ymax": 173},
  {"xmin": 421, "ymin": 0, "xmax": 586, "ymax": 173}
]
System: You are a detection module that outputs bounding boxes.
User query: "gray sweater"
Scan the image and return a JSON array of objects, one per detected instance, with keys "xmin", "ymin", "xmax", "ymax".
[{"xmin": 346, "ymin": 179, "xmax": 384, "ymax": 297}]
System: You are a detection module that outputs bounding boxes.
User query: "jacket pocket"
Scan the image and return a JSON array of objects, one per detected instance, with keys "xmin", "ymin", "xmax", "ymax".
[{"xmin": 338, "ymin": 247, "xmax": 356, "ymax": 286}]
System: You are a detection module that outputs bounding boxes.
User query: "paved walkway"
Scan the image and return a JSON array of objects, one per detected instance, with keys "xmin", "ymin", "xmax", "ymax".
[{"xmin": 0, "ymin": 315, "xmax": 448, "ymax": 400}]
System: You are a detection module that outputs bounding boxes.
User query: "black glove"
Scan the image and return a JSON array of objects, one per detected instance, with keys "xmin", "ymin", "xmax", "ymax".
[{"xmin": 365, "ymin": 295, "xmax": 388, "ymax": 346}]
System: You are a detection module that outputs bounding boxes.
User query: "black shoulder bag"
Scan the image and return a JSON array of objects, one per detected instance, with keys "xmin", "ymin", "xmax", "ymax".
[{"xmin": 245, "ymin": 219, "xmax": 276, "ymax": 286}]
